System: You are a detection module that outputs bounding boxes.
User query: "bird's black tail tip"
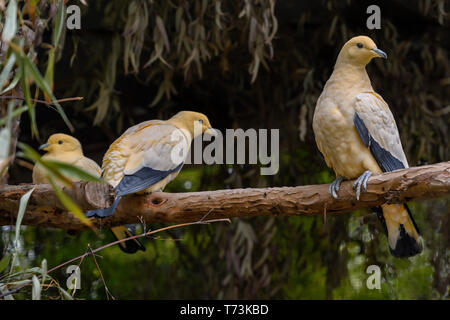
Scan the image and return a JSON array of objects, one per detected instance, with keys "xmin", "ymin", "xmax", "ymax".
[
  {"xmin": 110, "ymin": 226, "xmax": 146, "ymax": 254},
  {"xmin": 389, "ymin": 226, "xmax": 423, "ymax": 258},
  {"xmin": 374, "ymin": 205, "xmax": 423, "ymax": 258},
  {"xmin": 118, "ymin": 238, "xmax": 146, "ymax": 254}
]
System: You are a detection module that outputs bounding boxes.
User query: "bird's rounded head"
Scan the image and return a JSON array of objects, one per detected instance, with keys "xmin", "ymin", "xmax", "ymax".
[
  {"xmin": 335, "ymin": 35, "xmax": 387, "ymax": 68},
  {"xmin": 39, "ymin": 133, "xmax": 83, "ymax": 155},
  {"xmin": 168, "ymin": 111, "xmax": 216, "ymax": 139}
]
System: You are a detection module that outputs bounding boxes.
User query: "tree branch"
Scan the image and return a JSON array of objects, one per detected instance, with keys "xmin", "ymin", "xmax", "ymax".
[{"xmin": 0, "ymin": 162, "xmax": 449, "ymax": 230}]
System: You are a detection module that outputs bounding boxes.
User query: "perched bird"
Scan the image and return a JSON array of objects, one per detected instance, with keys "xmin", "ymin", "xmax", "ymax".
[
  {"xmin": 33, "ymin": 133, "xmax": 144, "ymax": 254},
  {"xmin": 86, "ymin": 110, "xmax": 215, "ymax": 221},
  {"xmin": 32, "ymin": 134, "xmax": 101, "ymax": 184},
  {"xmin": 313, "ymin": 36, "xmax": 422, "ymax": 258}
]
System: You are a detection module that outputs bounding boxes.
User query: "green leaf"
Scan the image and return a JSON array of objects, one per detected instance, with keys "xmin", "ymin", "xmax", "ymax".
[
  {"xmin": 2, "ymin": 0, "xmax": 17, "ymax": 43},
  {"xmin": 45, "ymin": 160, "xmax": 103, "ymax": 183},
  {"xmin": 31, "ymin": 275, "xmax": 41, "ymax": 300},
  {"xmin": 53, "ymin": 0, "xmax": 66, "ymax": 46},
  {"xmin": 0, "ymin": 106, "xmax": 28, "ymax": 127},
  {"xmin": 48, "ymin": 177, "xmax": 93, "ymax": 227},
  {"xmin": 14, "ymin": 187, "xmax": 35, "ymax": 247},
  {"xmin": 0, "ymin": 52, "xmax": 16, "ymax": 91},
  {"xmin": 20, "ymin": 52, "xmax": 74, "ymax": 132},
  {"xmin": 44, "ymin": 49, "xmax": 55, "ymax": 102},
  {"xmin": 0, "ymin": 101, "xmax": 14, "ymax": 175},
  {"xmin": 1, "ymin": 71, "xmax": 20, "ymax": 94},
  {"xmin": 0, "ymin": 128, "xmax": 11, "ymax": 176},
  {"xmin": 0, "ymin": 127, "xmax": 11, "ymax": 160},
  {"xmin": 44, "ymin": 0, "xmax": 65, "ymax": 100},
  {"xmin": 20, "ymin": 59, "xmax": 39, "ymax": 138},
  {"xmin": 0, "ymin": 284, "xmax": 14, "ymax": 300},
  {"xmin": 6, "ymin": 279, "xmax": 35, "ymax": 286},
  {"xmin": 59, "ymin": 287, "xmax": 74, "ymax": 300},
  {"xmin": 0, "ymin": 253, "xmax": 11, "ymax": 274},
  {"xmin": 40, "ymin": 259, "xmax": 47, "ymax": 286}
]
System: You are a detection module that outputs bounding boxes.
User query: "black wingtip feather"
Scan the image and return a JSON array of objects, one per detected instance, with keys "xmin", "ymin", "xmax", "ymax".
[
  {"xmin": 354, "ymin": 113, "xmax": 405, "ymax": 172},
  {"xmin": 354, "ymin": 113, "xmax": 370, "ymax": 148}
]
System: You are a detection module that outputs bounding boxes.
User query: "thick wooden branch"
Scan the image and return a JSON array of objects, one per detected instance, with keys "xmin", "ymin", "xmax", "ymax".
[{"xmin": 0, "ymin": 162, "xmax": 449, "ymax": 230}]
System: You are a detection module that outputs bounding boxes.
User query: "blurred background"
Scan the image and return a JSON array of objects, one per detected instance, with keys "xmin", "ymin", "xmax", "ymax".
[{"xmin": 1, "ymin": 0, "xmax": 449, "ymax": 299}]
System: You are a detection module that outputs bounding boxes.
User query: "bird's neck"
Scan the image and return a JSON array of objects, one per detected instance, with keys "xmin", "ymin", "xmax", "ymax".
[
  {"xmin": 166, "ymin": 119, "xmax": 195, "ymax": 141},
  {"xmin": 43, "ymin": 150, "xmax": 83, "ymax": 162},
  {"xmin": 328, "ymin": 63, "xmax": 373, "ymax": 93}
]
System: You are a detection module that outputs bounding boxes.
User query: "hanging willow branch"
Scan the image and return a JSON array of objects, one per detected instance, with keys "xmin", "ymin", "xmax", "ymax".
[{"xmin": 0, "ymin": 162, "xmax": 448, "ymax": 230}]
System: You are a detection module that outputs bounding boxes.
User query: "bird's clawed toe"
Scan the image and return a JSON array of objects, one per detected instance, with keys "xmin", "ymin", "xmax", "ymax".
[
  {"xmin": 329, "ymin": 176, "xmax": 344, "ymax": 199},
  {"xmin": 352, "ymin": 170, "xmax": 372, "ymax": 200}
]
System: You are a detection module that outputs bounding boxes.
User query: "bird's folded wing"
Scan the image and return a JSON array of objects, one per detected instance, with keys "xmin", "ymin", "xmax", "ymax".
[
  {"xmin": 354, "ymin": 92, "xmax": 409, "ymax": 172},
  {"xmin": 121, "ymin": 119, "xmax": 164, "ymax": 136},
  {"xmin": 114, "ymin": 123, "xmax": 189, "ymax": 196},
  {"xmin": 76, "ymin": 157, "xmax": 102, "ymax": 177}
]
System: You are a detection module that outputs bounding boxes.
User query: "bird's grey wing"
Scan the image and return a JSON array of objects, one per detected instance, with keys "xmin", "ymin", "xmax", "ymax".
[
  {"xmin": 115, "ymin": 124, "xmax": 189, "ymax": 197},
  {"xmin": 354, "ymin": 92, "xmax": 408, "ymax": 172}
]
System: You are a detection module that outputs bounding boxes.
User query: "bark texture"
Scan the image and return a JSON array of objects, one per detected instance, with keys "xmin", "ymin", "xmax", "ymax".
[{"xmin": 0, "ymin": 162, "xmax": 448, "ymax": 230}]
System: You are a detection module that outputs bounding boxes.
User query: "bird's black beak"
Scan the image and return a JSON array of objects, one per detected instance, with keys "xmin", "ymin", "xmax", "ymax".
[
  {"xmin": 372, "ymin": 48, "xmax": 387, "ymax": 59},
  {"xmin": 38, "ymin": 143, "xmax": 49, "ymax": 151}
]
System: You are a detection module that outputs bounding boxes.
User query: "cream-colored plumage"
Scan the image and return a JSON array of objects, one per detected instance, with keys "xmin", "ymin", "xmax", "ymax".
[
  {"xmin": 100, "ymin": 111, "xmax": 214, "ymax": 192},
  {"xmin": 313, "ymin": 36, "xmax": 422, "ymax": 258},
  {"xmin": 313, "ymin": 37, "xmax": 403, "ymax": 178},
  {"xmin": 86, "ymin": 111, "xmax": 214, "ymax": 222},
  {"xmin": 32, "ymin": 133, "xmax": 142, "ymax": 254},
  {"xmin": 32, "ymin": 134, "xmax": 101, "ymax": 185},
  {"xmin": 101, "ymin": 120, "xmax": 188, "ymax": 192}
]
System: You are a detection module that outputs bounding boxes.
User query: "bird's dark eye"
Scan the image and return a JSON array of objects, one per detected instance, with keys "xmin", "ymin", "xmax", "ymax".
[
  {"xmin": 58, "ymin": 140, "xmax": 63, "ymax": 145},
  {"xmin": 198, "ymin": 119, "xmax": 203, "ymax": 124},
  {"xmin": 357, "ymin": 43, "xmax": 363, "ymax": 49}
]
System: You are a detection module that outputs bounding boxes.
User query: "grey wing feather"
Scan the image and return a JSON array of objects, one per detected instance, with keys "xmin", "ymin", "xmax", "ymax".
[
  {"xmin": 354, "ymin": 113, "xmax": 405, "ymax": 172},
  {"xmin": 354, "ymin": 93, "xmax": 409, "ymax": 172},
  {"xmin": 115, "ymin": 163, "xmax": 183, "ymax": 197}
]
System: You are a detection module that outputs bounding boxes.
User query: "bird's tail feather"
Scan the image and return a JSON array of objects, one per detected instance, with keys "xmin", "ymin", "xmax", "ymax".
[
  {"xmin": 110, "ymin": 225, "xmax": 146, "ymax": 254},
  {"xmin": 85, "ymin": 196, "xmax": 122, "ymax": 218},
  {"xmin": 376, "ymin": 204, "xmax": 423, "ymax": 258},
  {"xmin": 108, "ymin": 195, "xmax": 122, "ymax": 217}
]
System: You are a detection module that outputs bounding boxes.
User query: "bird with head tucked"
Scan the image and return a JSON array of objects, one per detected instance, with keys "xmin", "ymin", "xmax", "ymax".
[
  {"xmin": 33, "ymin": 133, "xmax": 145, "ymax": 254},
  {"xmin": 85, "ymin": 110, "xmax": 215, "ymax": 221},
  {"xmin": 313, "ymin": 36, "xmax": 423, "ymax": 258}
]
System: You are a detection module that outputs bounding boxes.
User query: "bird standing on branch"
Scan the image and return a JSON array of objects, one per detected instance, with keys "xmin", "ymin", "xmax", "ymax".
[
  {"xmin": 33, "ymin": 133, "xmax": 145, "ymax": 254},
  {"xmin": 312, "ymin": 36, "xmax": 423, "ymax": 258},
  {"xmin": 85, "ymin": 111, "xmax": 215, "ymax": 234}
]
